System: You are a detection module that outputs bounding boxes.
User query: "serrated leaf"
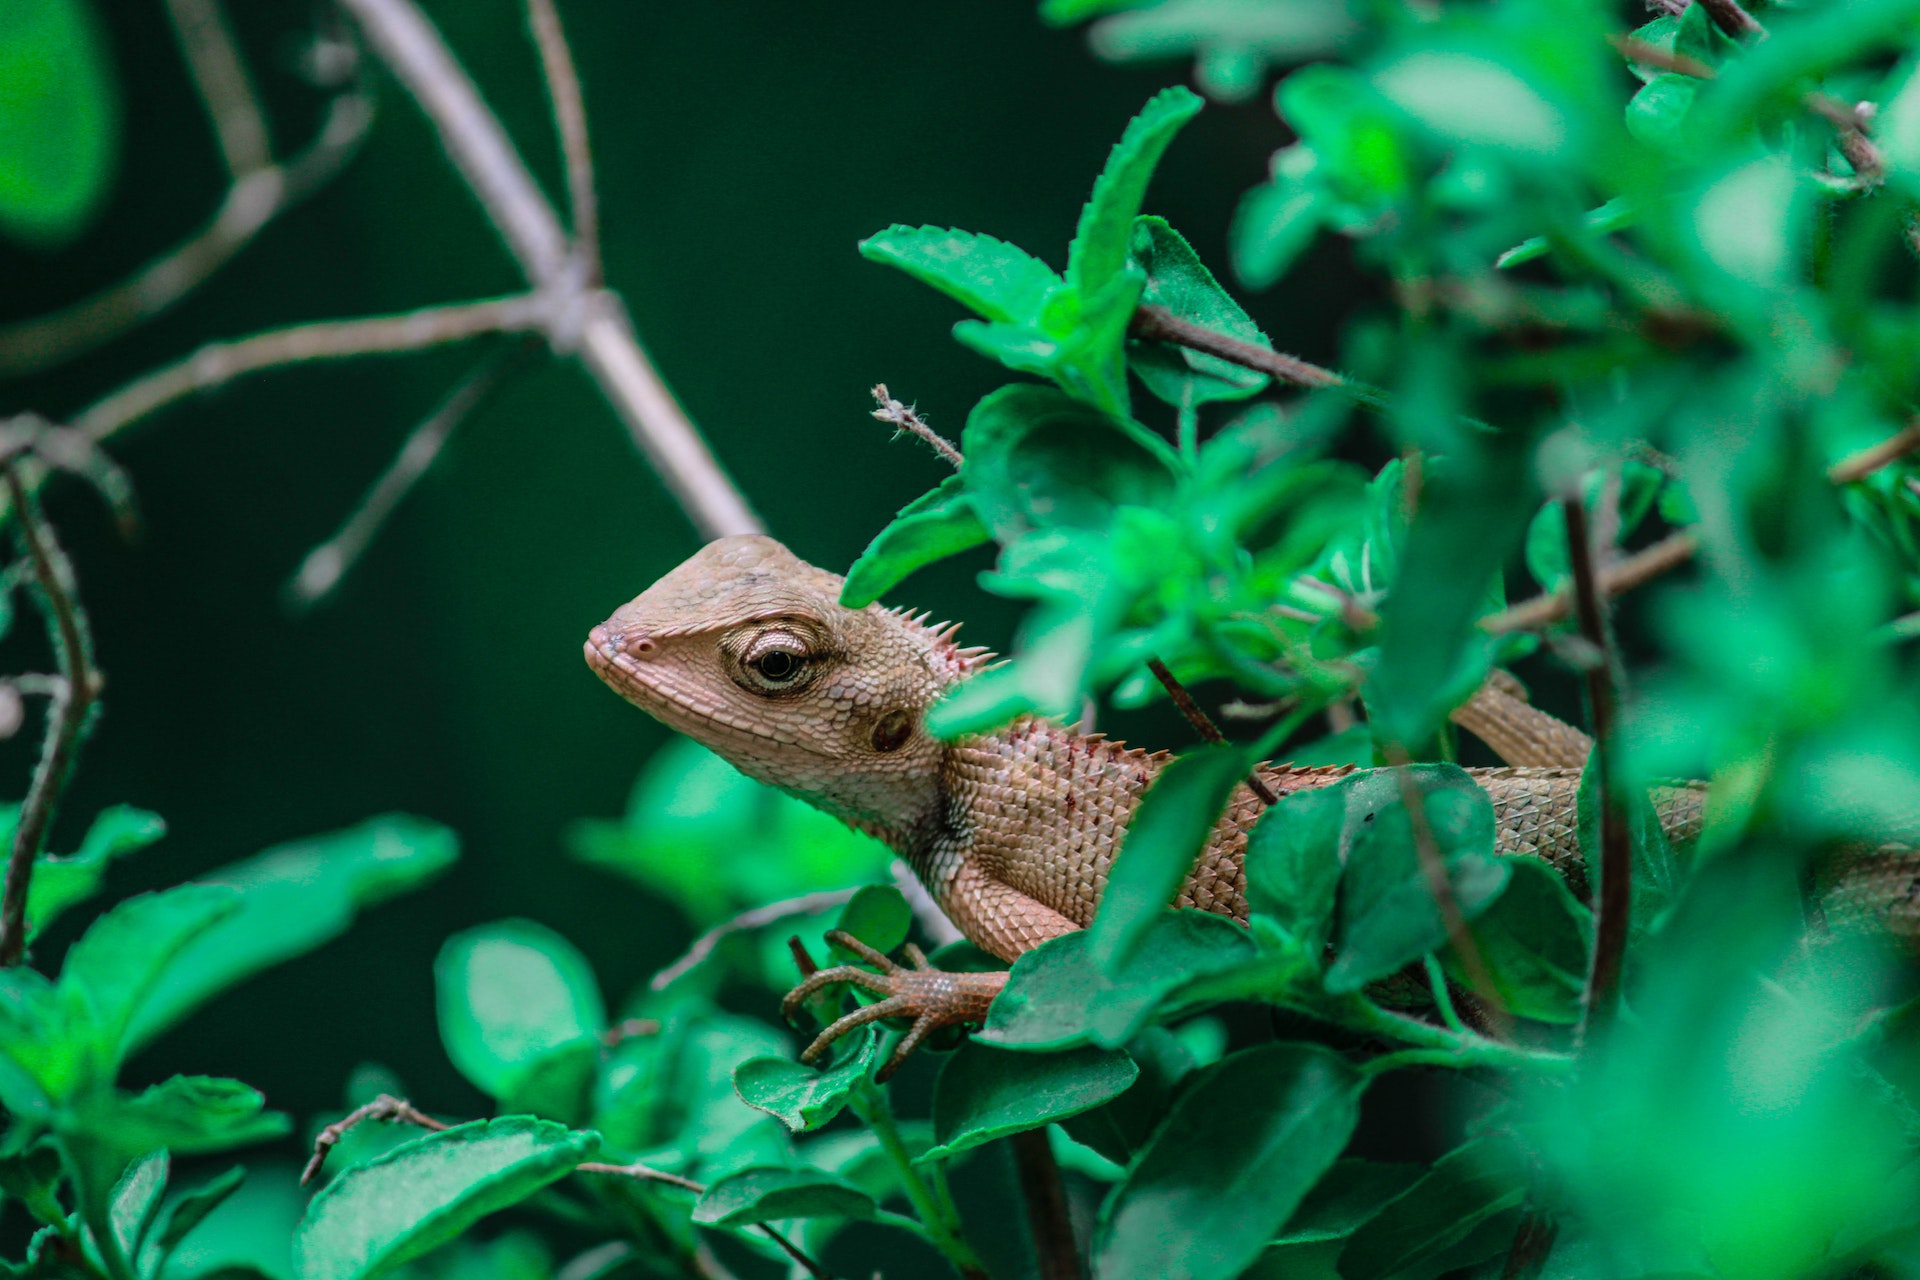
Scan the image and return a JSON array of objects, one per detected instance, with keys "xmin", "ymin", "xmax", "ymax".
[
  {"xmin": 1094, "ymin": 1042, "xmax": 1363, "ymax": 1280},
  {"xmin": 840, "ymin": 474, "xmax": 990, "ymax": 607},
  {"xmin": 436, "ymin": 920, "xmax": 606, "ymax": 1102},
  {"xmin": 0, "ymin": 0, "xmax": 118, "ymax": 246},
  {"xmin": 923, "ymin": 1042, "xmax": 1137, "ymax": 1161},
  {"xmin": 129, "ymin": 816, "xmax": 459, "ymax": 1050},
  {"xmin": 1128, "ymin": 216, "xmax": 1271, "ymax": 410},
  {"xmin": 733, "ymin": 1027, "xmax": 877, "ymax": 1133},
  {"xmin": 1087, "ymin": 745, "xmax": 1254, "ymax": 973},
  {"xmin": 292, "ymin": 1118, "xmax": 597, "ymax": 1280},
  {"xmin": 1069, "ymin": 85, "xmax": 1205, "ymax": 300},
  {"xmin": 691, "ymin": 1166, "xmax": 877, "ymax": 1228},
  {"xmin": 859, "ymin": 225, "xmax": 1061, "ymax": 324}
]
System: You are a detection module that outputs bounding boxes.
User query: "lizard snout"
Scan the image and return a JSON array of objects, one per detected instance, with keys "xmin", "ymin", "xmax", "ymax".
[{"xmin": 586, "ymin": 624, "xmax": 657, "ymax": 664}]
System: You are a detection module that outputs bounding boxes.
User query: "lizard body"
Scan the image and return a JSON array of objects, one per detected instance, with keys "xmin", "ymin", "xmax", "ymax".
[{"xmin": 586, "ymin": 536, "xmax": 1916, "ymax": 1063}]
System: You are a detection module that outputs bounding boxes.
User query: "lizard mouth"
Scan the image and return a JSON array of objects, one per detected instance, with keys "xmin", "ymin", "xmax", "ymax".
[{"xmin": 583, "ymin": 624, "xmax": 791, "ymax": 746}]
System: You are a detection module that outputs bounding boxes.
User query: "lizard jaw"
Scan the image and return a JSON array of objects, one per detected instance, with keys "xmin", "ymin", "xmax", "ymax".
[{"xmin": 584, "ymin": 625, "xmax": 796, "ymax": 749}]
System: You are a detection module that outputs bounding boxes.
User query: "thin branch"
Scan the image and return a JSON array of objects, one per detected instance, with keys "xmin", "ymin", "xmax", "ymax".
[
  {"xmin": 1011, "ymin": 1130, "xmax": 1081, "ymax": 1280},
  {"xmin": 285, "ymin": 337, "xmax": 541, "ymax": 611},
  {"xmin": 1607, "ymin": 35, "xmax": 1713, "ymax": 80},
  {"xmin": 1146, "ymin": 658, "xmax": 1280, "ymax": 805},
  {"xmin": 524, "ymin": 0, "xmax": 599, "ymax": 283},
  {"xmin": 1500, "ymin": 1211, "xmax": 1560, "ymax": 1280},
  {"xmin": 301, "ymin": 1094, "xmax": 449, "ymax": 1185},
  {"xmin": 1129, "ymin": 303, "xmax": 1344, "ymax": 389},
  {"xmin": 165, "ymin": 0, "xmax": 273, "ymax": 176},
  {"xmin": 0, "ymin": 89, "xmax": 375, "ymax": 376},
  {"xmin": 336, "ymin": 0, "xmax": 761, "ymax": 538},
  {"xmin": 577, "ymin": 1164, "xmax": 832, "ymax": 1280},
  {"xmin": 73, "ymin": 294, "xmax": 548, "ymax": 443},
  {"xmin": 0, "ymin": 471, "xmax": 103, "ymax": 968},
  {"xmin": 1564, "ymin": 497, "xmax": 1629, "ymax": 1044},
  {"xmin": 892, "ymin": 858, "xmax": 963, "ymax": 948},
  {"xmin": 1696, "ymin": 0, "xmax": 1766, "ymax": 39},
  {"xmin": 1828, "ymin": 423, "xmax": 1920, "ymax": 484},
  {"xmin": 649, "ymin": 887, "xmax": 859, "ymax": 991},
  {"xmin": 872, "ymin": 384, "xmax": 965, "ymax": 469},
  {"xmin": 1480, "ymin": 530, "xmax": 1698, "ymax": 634}
]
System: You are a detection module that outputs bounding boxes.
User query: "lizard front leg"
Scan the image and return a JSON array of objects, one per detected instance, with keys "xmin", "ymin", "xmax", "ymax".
[{"xmin": 781, "ymin": 865, "xmax": 1076, "ymax": 1078}]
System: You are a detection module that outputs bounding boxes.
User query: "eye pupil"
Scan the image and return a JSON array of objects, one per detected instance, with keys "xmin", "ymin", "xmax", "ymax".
[{"xmin": 756, "ymin": 650, "xmax": 798, "ymax": 681}]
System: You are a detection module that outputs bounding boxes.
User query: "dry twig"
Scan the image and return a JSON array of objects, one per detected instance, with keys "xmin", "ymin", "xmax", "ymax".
[
  {"xmin": 1829, "ymin": 423, "xmax": 1920, "ymax": 484},
  {"xmin": 649, "ymin": 887, "xmax": 860, "ymax": 990},
  {"xmin": 524, "ymin": 0, "xmax": 600, "ymax": 282},
  {"xmin": 300, "ymin": 1095, "xmax": 449, "ymax": 1185},
  {"xmin": 871, "ymin": 384, "xmax": 964, "ymax": 469},
  {"xmin": 1129, "ymin": 303, "xmax": 1343, "ymax": 388}
]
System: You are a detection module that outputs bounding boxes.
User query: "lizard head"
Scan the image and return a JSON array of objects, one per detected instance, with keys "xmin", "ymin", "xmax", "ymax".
[{"xmin": 585, "ymin": 534, "xmax": 983, "ymax": 846}]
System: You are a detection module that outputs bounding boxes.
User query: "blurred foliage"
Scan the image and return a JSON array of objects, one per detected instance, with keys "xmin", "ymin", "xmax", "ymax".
[{"xmin": 6, "ymin": 0, "xmax": 1920, "ymax": 1279}]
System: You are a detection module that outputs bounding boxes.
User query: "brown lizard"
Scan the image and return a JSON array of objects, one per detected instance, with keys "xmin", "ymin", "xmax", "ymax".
[{"xmin": 586, "ymin": 535, "xmax": 1917, "ymax": 1073}]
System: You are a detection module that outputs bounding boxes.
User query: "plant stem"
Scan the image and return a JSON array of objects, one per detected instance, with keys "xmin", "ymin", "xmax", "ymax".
[
  {"xmin": 852, "ymin": 1079, "xmax": 989, "ymax": 1280},
  {"xmin": 1011, "ymin": 1129, "xmax": 1080, "ymax": 1280},
  {"xmin": 1336, "ymin": 997, "xmax": 1573, "ymax": 1077},
  {"xmin": 1423, "ymin": 953, "xmax": 1468, "ymax": 1036}
]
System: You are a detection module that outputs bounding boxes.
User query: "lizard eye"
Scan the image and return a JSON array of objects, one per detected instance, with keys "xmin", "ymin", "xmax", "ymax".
[
  {"xmin": 754, "ymin": 649, "xmax": 800, "ymax": 682},
  {"xmin": 736, "ymin": 630, "xmax": 818, "ymax": 692}
]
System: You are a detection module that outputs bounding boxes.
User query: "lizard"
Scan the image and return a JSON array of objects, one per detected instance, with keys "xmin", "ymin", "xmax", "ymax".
[{"xmin": 585, "ymin": 534, "xmax": 1920, "ymax": 1074}]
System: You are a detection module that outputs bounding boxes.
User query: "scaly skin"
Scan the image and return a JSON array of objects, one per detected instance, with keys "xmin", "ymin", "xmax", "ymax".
[{"xmin": 585, "ymin": 536, "xmax": 1912, "ymax": 1071}]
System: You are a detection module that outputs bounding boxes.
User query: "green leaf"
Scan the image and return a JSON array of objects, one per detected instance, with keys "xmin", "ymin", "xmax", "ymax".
[
  {"xmin": 436, "ymin": 920, "xmax": 607, "ymax": 1102},
  {"xmin": 960, "ymin": 383, "xmax": 1178, "ymax": 544},
  {"xmin": 1274, "ymin": 1159, "xmax": 1424, "ymax": 1244},
  {"xmin": 831, "ymin": 885, "xmax": 912, "ymax": 959},
  {"xmin": 1128, "ymin": 216, "xmax": 1271, "ymax": 410},
  {"xmin": 1057, "ymin": 1027, "xmax": 1195, "ymax": 1166},
  {"xmin": 1230, "ymin": 163, "xmax": 1325, "ymax": 290},
  {"xmin": 1322, "ymin": 767, "xmax": 1508, "ymax": 994},
  {"xmin": 1245, "ymin": 777, "xmax": 1345, "ymax": 961},
  {"xmin": 858, "ymin": 225, "xmax": 1061, "ymax": 325},
  {"xmin": 1068, "ymin": 86, "xmax": 1205, "ymax": 299},
  {"xmin": 1087, "ymin": 744, "xmax": 1254, "ymax": 973},
  {"xmin": 0, "ymin": 1140, "xmax": 65, "ymax": 1225},
  {"xmin": 981, "ymin": 912, "xmax": 1254, "ymax": 1051},
  {"xmin": 129, "ymin": 816, "xmax": 459, "ymax": 1050},
  {"xmin": 64, "ymin": 1076, "xmax": 291, "ymax": 1158},
  {"xmin": 923, "ymin": 1042, "xmax": 1137, "ymax": 1161},
  {"xmin": 840, "ymin": 474, "xmax": 990, "ymax": 607},
  {"xmin": 0, "ymin": 0, "xmax": 118, "ymax": 246},
  {"xmin": 0, "ymin": 966, "xmax": 75, "ymax": 1113},
  {"xmin": 691, "ymin": 1166, "xmax": 877, "ymax": 1228},
  {"xmin": 733, "ymin": 1027, "xmax": 878, "ymax": 1133},
  {"xmin": 106, "ymin": 1149, "xmax": 167, "ymax": 1263},
  {"xmin": 1094, "ymin": 1043, "xmax": 1364, "ymax": 1280},
  {"xmin": 1442, "ymin": 856, "xmax": 1591, "ymax": 1023},
  {"xmin": 1625, "ymin": 74, "xmax": 1699, "ymax": 153},
  {"xmin": 497, "ymin": 1041, "xmax": 598, "ymax": 1127},
  {"xmin": 1576, "ymin": 751, "xmax": 1680, "ymax": 946},
  {"xmin": 1372, "ymin": 50, "xmax": 1569, "ymax": 158},
  {"xmin": 1274, "ymin": 66, "xmax": 1410, "ymax": 207},
  {"xmin": 60, "ymin": 884, "xmax": 240, "ymax": 1080},
  {"xmin": 20, "ymin": 805, "xmax": 167, "ymax": 942},
  {"xmin": 151, "ymin": 1166, "xmax": 248, "ymax": 1257},
  {"xmin": 291, "ymin": 1118, "xmax": 597, "ymax": 1280},
  {"xmin": 1337, "ymin": 1138, "xmax": 1530, "ymax": 1280}
]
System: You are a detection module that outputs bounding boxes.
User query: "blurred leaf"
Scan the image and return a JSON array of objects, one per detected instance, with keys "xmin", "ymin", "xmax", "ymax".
[
  {"xmin": 1128, "ymin": 215, "xmax": 1270, "ymax": 410},
  {"xmin": 1085, "ymin": 0, "xmax": 1360, "ymax": 103},
  {"xmin": 1231, "ymin": 157, "xmax": 1326, "ymax": 289},
  {"xmin": 291, "ymin": 1118, "xmax": 597, "ymax": 1280},
  {"xmin": 858, "ymin": 225, "xmax": 1060, "ymax": 324},
  {"xmin": 1315, "ymin": 767, "xmax": 1508, "ymax": 995},
  {"xmin": 982, "ymin": 912, "xmax": 1254, "ymax": 1050},
  {"xmin": 1523, "ymin": 462, "xmax": 1666, "ymax": 595},
  {"xmin": 65, "ymin": 1076, "xmax": 290, "ymax": 1160},
  {"xmin": 435, "ymin": 920, "xmax": 606, "ymax": 1103},
  {"xmin": 831, "ymin": 885, "xmax": 912, "ymax": 959},
  {"xmin": 162, "ymin": 1163, "xmax": 306, "ymax": 1280},
  {"xmin": 1274, "ymin": 1159, "xmax": 1423, "ymax": 1245},
  {"xmin": 594, "ymin": 999, "xmax": 789, "ymax": 1166},
  {"xmin": 105, "ymin": 1149, "xmax": 166, "ymax": 1264},
  {"xmin": 18, "ymin": 805, "xmax": 166, "ymax": 942},
  {"xmin": 150, "ymin": 1166, "xmax": 248, "ymax": 1259},
  {"xmin": 1094, "ymin": 1042, "xmax": 1363, "ymax": 1280},
  {"xmin": 497, "ymin": 1042, "xmax": 597, "ymax": 1128},
  {"xmin": 1338, "ymin": 1138, "xmax": 1530, "ymax": 1280},
  {"xmin": 1625, "ymin": 75, "xmax": 1700, "ymax": 153},
  {"xmin": 923, "ymin": 1041, "xmax": 1137, "ymax": 1161},
  {"xmin": 1442, "ymin": 856, "xmax": 1591, "ymax": 1023},
  {"xmin": 0, "ymin": 0, "xmax": 117, "ymax": 246},
  {"xmin": 1275, "ymin": 65, "xmax": 1411, "ymax": 209},
  {"xmin": 1576, "ymin": 753, "xmax": 1680, "ymax": 947},
  {"xmin": 691, "ymin": 1166, "xmax": 876, "ymax": 1228},
  {"xmin": 840, "ymin": 474, "xmax": 989, "ymax": 608},
  {"xmin": 1373, "ymin": 51, "xmax": 1568, "ymax": 157},
  {"xmin": 1086, "ymin": 744, "xmax": 1254, "ymax": 973},
  {"xmin": 0, "ymin": 1140, "xmax": 65, "ymax": 1226},
  {"xmin": 733, "ymin": 1027, "xmax": 877, "ymax": 1134},
  {"xmin": 129, "ymin": 816, "xmax": 459, "ymax": 1050}
]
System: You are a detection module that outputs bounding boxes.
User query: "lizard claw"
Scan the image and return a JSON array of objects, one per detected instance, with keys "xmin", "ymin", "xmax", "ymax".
[{"xmin": 782, "ymin": 930, "xmax": 1007, "ymax": 1081}]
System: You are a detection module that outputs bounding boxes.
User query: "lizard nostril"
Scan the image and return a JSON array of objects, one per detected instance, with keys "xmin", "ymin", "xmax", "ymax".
[{"xmin": 630, "ymin": 635, "xmax": 658, "ymax": 656}]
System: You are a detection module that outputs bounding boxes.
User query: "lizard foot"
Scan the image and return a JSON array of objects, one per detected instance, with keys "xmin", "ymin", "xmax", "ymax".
[{"xmin": 781, "ymin": 929, "xmax": 1008, "ymax": 1080}]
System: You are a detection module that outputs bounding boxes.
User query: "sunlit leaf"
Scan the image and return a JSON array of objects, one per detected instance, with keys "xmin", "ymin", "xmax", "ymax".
[
  {"xmin": 436, "ymin": 920, "xmax": 606, "ymax": 1102},
  {"xmin": 840, "ymin": 474, "xmax": 990, "ymax": 607}
]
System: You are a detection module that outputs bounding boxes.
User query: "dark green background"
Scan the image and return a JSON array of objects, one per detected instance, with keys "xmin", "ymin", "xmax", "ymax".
[{"xmin": 0, "ymin": 0, "xmax": 1360, "ymax": 1123}]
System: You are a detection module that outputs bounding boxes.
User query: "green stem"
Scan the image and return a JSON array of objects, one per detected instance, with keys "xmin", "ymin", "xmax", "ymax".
[
  {"xmin": 1422, "ymin": 954, "xmax": 1468, "ymax": 1036},
  {"xmin": 1336, "ymin": 997, "xmax": 1573, "ymax": 1078},
  {"xmin": 1177, "ymin": 403, "xmax": 1199, "ymax": 457},
  {"xmin": 852, "ymin": 1079, "xmax": 988, "ymax": 1280}
]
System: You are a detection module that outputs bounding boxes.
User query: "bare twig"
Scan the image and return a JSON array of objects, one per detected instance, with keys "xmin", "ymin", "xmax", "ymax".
[
  {"xmin": 577, "ymin": 1164, "xmax": 831, "ymax": 1279},
  {"xmin": 73, "ymin": 295, "xmax": 547, "ymax": 443},
  {"xmin": 1697, "ymin": 0, "xmax": 1766, "ymax": 39},
  {"xmin": 600, "ymin": 1016, "xmax": 661, "ymax": 1046},
  {"xmin": 1607, "ymin": 34, "xmax": 1714, "ymax": 80},
  {"xmin": 1500, "ymin": 1211, "xmax": 1560, "ymax": 1280},
  {"xmin": 1129, "ymin": 303, "xmax": 1344, "ymax": 389},
  {"xmin": 300, "ymin": 1095, "xmax": 449, "ymax": 1185},
  {"xmin": 335, "ymin": 0, "xmax": 760, "ymax": 539},
  {"xmin": 1481, "ymin": 530, "xmax": 1698, "ymax": 634},
  {"xmin": 649, "ymin": 887, "xmax": 860, "ymax": 990},
  {"xmin": 165, "ymin": 0, "xmax": 273, "ymax": 175},
  {"xmin": 1563, "ymin": 498, "xmax": 1629, "ymax": 1044},
  {"xmin": 1829, "ymin": 423, "xmax": 1920, "ymax": 484},
  {"xmin": 871, "ymin": 385, "xmax": 965, "ymax": 469},
  {"xmin": 0, "ymin": 91, "xmax": 374, "ymax": 376},
  {"xmin": 1011, "ymin": 1129, "xmax": 1080, "ymax": 1280},
  {"xmin": 1146, "ymin": 658, "xmax": 1280, "ymax": 806},
  {"xmin": 286, "ymin": 338, "xmax": 541, "ymax": 610},
  {"xmin": 892, "ymin": 858, "xmax": 963, "ymax": 947},
  {"xmin": 524, "ymin": 0, "xmax": 600, "ymax": 283},
  {"xmin": 0, "ymin": 471, "xmax": 104, "ymax": 968}
]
